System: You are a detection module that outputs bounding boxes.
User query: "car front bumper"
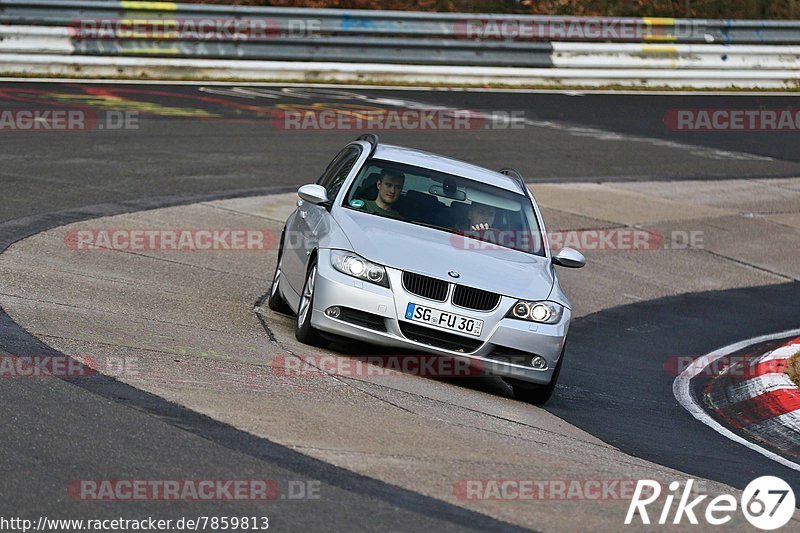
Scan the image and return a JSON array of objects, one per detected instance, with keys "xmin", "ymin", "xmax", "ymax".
[{"xmin": 309, "ymin": 250, "xmax": 570, "ymax": 385}]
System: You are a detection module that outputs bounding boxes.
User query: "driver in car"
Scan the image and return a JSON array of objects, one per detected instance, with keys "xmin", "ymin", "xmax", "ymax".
[
  {"xmin": 455, "ymin": 202, "xmax": 510, "ymax": 247},
  {"xmin": 364, "ymin": 170, "xmax": 405, "ymax": 220},
  {"xmin": 466, "ymin": 202, "xmax": 496, "ymax": 231}
]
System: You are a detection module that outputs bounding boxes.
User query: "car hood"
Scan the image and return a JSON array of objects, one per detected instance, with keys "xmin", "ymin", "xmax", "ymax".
[{"xmin": 333, "ymin": 208, "xmax": 553, "ymax": 300}]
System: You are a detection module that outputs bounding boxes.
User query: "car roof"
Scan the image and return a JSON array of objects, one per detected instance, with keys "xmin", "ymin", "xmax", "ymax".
[{"xmin": 371, "ymin": 143, "xmax": 525, "ymax": 194}]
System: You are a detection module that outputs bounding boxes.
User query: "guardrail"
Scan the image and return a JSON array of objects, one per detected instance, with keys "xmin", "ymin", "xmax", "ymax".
[
  {"xmin": 3, "ymin": 0, "xmax": 800, "ymax": 45},
  {"xmin": 0, "ymin": 0, "xmax": 798, "ymax": 88}
]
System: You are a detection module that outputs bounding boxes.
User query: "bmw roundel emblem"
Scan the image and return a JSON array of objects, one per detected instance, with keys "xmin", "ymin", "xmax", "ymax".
[{"xmin": 448, "ymin": 271, "xmax": 460, "ymax": 278}]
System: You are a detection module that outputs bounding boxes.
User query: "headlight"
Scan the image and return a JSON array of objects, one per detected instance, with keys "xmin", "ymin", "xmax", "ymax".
[
  {"xmin": 506, "ymin": 301, "xmax": 563, "ymax": 324},
  {"xmin": 330, "ymin": 250, "xmax": 389, "ymax": 288}
]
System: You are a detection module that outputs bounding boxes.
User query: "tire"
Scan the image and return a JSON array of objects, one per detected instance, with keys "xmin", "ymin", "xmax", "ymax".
[
  {"xmin": 267, "ymin": 230, "xmax": 292, "ymax": 314},
  {"xmin": 294, "ymin": 259, "xmax": 326, "ymax": 346},
  {"xmin": 507, "ymin": 346, "xmax": 565, "ymax": 405}
]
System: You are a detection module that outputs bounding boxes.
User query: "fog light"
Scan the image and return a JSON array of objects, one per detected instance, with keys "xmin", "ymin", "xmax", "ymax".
[
  {"xmin": 326, "ymin": 306, "xmax": 341, "ymax": 318},
  {"xmin": 530, "ymin": 356, "xmax": 548, "ymax": 370}
]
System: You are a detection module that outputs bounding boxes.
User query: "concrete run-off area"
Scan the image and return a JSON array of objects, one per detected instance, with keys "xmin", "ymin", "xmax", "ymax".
[{"xmin": 1, "ymin": 178, "xmax": 799, "ymax": 531}]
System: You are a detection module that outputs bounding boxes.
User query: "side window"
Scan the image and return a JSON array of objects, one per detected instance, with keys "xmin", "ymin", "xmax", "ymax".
[
  {"xmin": 317, "ymin": 149, "xmax": 348, "ymax": 187},
  {"xmin": 318, "ymin": 146, "xmax": 361, "ymax": 201}
]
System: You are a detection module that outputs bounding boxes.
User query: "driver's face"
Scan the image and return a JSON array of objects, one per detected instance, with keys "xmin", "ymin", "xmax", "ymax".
[
  {"xmin": 377, "ymin": 176, "xmax": 404, "ymax": 205},
  {"xmin": 469, "ymin": 203, "xmax": 496, "ymax": 225}
]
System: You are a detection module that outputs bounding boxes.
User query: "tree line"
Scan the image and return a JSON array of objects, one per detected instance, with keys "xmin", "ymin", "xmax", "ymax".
[{"xmin": 190, "ymin": 0, "xmax": 798, "ymax": 19}]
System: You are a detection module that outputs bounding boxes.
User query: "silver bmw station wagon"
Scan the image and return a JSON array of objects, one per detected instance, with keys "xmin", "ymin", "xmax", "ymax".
[{"xmin": 268, "ymin": 134, "xmax": 585, "ymax": 404}]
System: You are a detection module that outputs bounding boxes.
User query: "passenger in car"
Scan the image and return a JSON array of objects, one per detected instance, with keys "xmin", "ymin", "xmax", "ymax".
[{"xmin": 363, "ymin": 170, "xmax": 405, "ymax": 220}]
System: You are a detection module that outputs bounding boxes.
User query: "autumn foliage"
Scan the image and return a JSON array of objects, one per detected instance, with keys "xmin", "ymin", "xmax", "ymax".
[{"xmin": 185, "ymin": 1, "xmax": 800, "ymax": 19}]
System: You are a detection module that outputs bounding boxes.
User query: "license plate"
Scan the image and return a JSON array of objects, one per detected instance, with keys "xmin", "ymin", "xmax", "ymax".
[{"xmin": 404, "ymin": 303, "xmax": 483, "ymax": 337}]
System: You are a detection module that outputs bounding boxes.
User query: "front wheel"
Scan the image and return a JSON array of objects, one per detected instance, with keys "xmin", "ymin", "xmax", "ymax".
[
  {"xmin": 294, "ymin": 260, "xmax": 326, "ymax": 346},
  {"xmin": 506, "ymin": 346, "xmax": 565, "ymax": 405}
]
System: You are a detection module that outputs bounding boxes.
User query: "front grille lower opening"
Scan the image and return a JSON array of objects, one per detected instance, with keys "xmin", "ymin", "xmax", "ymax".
[{"xmin": 399, "ymin": 322, "xmax": 482, "ymax": 353}]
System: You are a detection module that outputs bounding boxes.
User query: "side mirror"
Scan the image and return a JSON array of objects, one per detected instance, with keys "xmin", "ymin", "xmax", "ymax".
[
  {"xmin": 552, "ymin": 247, "xmax": 586, "ymax": 268},
  {"xmin": 297, "ymin": 184, "xmax": 329, "ymax": 205}
]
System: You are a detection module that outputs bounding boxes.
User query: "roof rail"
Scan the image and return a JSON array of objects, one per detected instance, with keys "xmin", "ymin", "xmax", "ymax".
[
  {"xmin": 356, "ymin": 133, "xmax": 379, "ymax": 156},
  {"xmin": 499, "ymin": 168, "xmax": 527, "ymax": 192}
]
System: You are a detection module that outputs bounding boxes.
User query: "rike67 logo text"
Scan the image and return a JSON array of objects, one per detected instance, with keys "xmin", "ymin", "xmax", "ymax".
[{"xmin": 626, "ymin": 477, "xmax": 795, "ymax": 530}]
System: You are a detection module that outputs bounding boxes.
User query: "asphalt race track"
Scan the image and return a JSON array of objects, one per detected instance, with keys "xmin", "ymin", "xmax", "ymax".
[
  {"xmin": 1, "ymin": 81, "xmax": 799, "ymax": 530},
  {"xmin": 1, "ymin": 81, "xmax": 800, "ymax": 223},
  {"xmin": 548, "ymin": 283, "xmax": 800, "ymax": 495}
]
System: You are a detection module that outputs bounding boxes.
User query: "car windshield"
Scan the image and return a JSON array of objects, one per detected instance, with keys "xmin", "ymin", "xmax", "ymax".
[{"xmin": 341, "ymin": 158, "xmax": 545, "ymax": 256}]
